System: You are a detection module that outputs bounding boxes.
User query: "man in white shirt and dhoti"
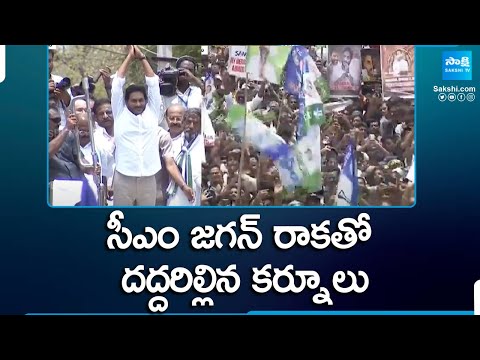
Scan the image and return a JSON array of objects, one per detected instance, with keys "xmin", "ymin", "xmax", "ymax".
[
  {"xmin": 76, "ymin": 113, "xmax": 105, "ymax": 203},
  {"xmin": 166, "ymin": 107, "xmax": 205, "ymax": 206}
]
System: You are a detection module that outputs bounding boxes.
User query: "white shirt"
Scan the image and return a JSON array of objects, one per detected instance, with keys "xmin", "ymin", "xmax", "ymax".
[
  {"xmin": 112, "ymin": 73, "xmax": 162, "ymax": 177},
  {"xmin": 349, "ymin": 58, "xmax": 361, "ymax": 87},
  {"xmin": 167, "ymin": 132, "xmax": 204, "ymax": 206},
  {"xmin": 395, "ymin": 123, "xmax": 403, "ymax": 137},
  {"xmin": 170, "ymin": 132, "xmax": 183, "ymax": 158},
  {"xmin": 203, "ymin": 76, "xmax": 216, "ymax": 104},
  {"xmin": 328, "ymin": 62, "xmax": 344, "ymax": 87},
  {"xmin": 393, "ymin": 59, "xmax": 409, "ymax": 76},
  {"xmin": 159, "ymin": 85, "xmax": 203, "ymax": 129},
  {"xmin": 246, "ymin": 54, "xmax": 278, "ymax": 83},
  {"xmin": 94, "ymin": 127, "xmax": 115, "ymax": 180}
]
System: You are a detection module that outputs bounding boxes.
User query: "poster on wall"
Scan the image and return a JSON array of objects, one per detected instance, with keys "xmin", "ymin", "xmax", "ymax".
[
  {"xmin": 361, "ymin": 47, "xmax": 381, "ymax": 83},
  {"xmin": 380, "ymin": 45, "xmax": 415, "ymax": 98},
  {"xmin": 327, "ymin": 45, "xmax": 362, "ymax": 97}
]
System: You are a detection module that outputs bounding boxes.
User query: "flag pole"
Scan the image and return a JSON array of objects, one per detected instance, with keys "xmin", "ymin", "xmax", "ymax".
[{"xmin": 236, "ymin": 72, "xmax": 249, "ymax": 204}]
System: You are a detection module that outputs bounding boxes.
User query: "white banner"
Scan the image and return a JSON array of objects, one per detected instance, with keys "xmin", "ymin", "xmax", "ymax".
[{"xmin": 227, "ymin": 46, "xmax": 247, "ymax": 77}]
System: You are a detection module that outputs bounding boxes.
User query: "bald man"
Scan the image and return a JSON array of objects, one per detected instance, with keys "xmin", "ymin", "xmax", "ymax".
[
  {"xmin": 166, "ymin": 104, "xmax": 186, "ymax": 154},
  {"xmin": 155, "ymin": 104, "xmax": 185, "ymax": 205}
]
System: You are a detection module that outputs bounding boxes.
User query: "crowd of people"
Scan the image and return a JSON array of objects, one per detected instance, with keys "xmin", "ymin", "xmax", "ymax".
[{"xmin": 48, "ymin": 45, "xmax": 415, "ymax": 207}]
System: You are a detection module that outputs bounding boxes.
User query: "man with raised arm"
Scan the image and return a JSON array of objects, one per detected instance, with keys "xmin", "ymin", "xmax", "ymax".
[{"xmin": 111, "ymin": 45, "xmax": 194, "ymax": 206}]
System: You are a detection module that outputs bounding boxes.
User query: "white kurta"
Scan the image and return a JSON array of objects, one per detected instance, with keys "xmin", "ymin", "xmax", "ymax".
[{"xmin": 167, "ymin": 132, "xmax": 205, "ymax": 206}]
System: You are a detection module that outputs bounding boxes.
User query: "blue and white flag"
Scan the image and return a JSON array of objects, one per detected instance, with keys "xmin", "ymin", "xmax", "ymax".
[
  {"xmin": 335, "ymin": 142, "xmax": 359, "ymax": 206},
  {"xmin": 284, "ymin": 45, "xmax": 309, "ymax": 96},
  {"xmin": 281, "ymin": 46, "xmax": 325, "ymax": 191},
  {"xmin": 275, "ymin": 147, "xmax": 303, "ymax": 191},
  {"xmin": 228, "ymin": 104, "xmax": 290, "ymax": 161},
  {"xmin": 79, "ymin": 177, "xmax": 97, "ymax": 206},
  {"xmin": 285, "ymin": 45, "xmax": 325, "ymax": 139}
]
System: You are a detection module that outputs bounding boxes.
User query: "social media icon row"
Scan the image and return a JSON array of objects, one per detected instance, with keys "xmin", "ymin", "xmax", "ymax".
[{"xmin": 438, "ymin": 92, "xmax": 475, "ymax": 102}]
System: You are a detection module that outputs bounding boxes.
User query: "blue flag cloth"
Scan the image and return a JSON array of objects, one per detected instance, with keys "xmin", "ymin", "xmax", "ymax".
[
  {"xmin": 275, "ymin": 146, "xmax": 303, "ymax": 191},
  {"xmin": 335, "ymin": 141, "xmax": 359, "ymax": 206},
  {"xmin": 285, "ymin": 45, "xmax": 325, "ymax": 139},
  {"xmin": 284, "ymin": 45, "xmax": 309, "ymax": 96},
  {"xmin": 77, "ymin": 176, "xmax": 97, "ymax": 206}
]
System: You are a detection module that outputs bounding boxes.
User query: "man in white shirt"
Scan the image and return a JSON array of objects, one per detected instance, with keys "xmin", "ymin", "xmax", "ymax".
[
  {"xmin": 166, "ymin": 107, "xmax": 205, "ymax": 206},
  {"xmin": 159, "ymin": 56, "xmax": 215, "ymax": 147},
  {"xmin": 158, "ymin": 56, "xmax": 204, "ymax": 129},
  {"xmin": 76, "ymin": 113, "xmax": 105, "ymax": 202},
  {"xmin": 49, "ymin": 47, "xmax": 72, "ymax": 131},
  {"xmin": 156, "ymin": 104, "xmax": 193, "ymax": 205},
  {"xmin": 342, "ymin": 47, "xmax": 361, "ymax": 87},
  {"xmin": 165, "ymin": 104, "xmax": 185, "ymax": 155},
  {"xmin": 93, "ymin": 98, "xmax": 116, "ymax": 202},
  {"xmin": 246, "ymin": 46, "xmax": 278, "ymax": 84},
  {"xmin": 328, "ymin": 50, "xmax": 344, "ymax": 88},
  {"xmin": 392, "ymin": 50, "xmax": 409, "ymax": 76},
  {"xmin": 111, "ymin": 46, "xmax": 194, "ymax": 206}
]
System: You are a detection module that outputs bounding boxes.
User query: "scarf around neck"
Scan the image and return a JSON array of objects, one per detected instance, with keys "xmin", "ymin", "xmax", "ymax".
[{"xmin": 166, "ymin": 132, "xmax": 200, "ymax": 198}]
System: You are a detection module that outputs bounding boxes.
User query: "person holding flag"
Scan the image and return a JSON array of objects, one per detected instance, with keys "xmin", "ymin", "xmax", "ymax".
[{"xmin": 335, "ymin": 141, "xmax": 359, "ymax": 206}]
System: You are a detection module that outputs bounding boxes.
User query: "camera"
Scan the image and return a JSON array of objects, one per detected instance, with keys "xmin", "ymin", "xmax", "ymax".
[
  {"xmin": 204, "ymin": 186, "xmax": 217, "ymax": 204},
  {"xmin": 55, "ymin": 77, "xmax": 71, "ymax": 91},
  {"xmin": 158, "ymin": 68, "xmax": 180, "ymax": 96},
  {"xmin": 205, "ymin": 187, "xmax": 216, "ymax": 199}
]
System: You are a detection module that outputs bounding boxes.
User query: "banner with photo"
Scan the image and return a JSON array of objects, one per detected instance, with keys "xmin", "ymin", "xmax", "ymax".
[
  {"xmin": 361, "ymin": 47, "xmax": 381, "ymax": 83},
  {"xmin": 327, "ymin": 45, "xmax": 362, "ymax": 97},
  {"xmin": 380, "ymin": 45, "xmax": 415, "ymax": 98},
  {"xmin": 246, "ymin": 46, "xmax": 292, "ymax": 84}
]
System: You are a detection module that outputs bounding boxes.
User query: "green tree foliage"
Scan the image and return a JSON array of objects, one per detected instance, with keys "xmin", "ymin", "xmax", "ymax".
[
  {"xmin": 173, "ymin": 45, "xmax": 201, "ymax": 63},
  {"xmin": 53, "ymin": 45, "xmax": 201, "ymax": 99}
]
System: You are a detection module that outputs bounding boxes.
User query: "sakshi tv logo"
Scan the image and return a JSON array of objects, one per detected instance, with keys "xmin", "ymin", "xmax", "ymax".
[{"xmin": 442, "ymin": 51, "xmax": 472, "ymax": 80}]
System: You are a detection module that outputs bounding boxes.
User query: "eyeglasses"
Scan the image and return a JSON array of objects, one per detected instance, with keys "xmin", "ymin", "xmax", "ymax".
[{"xmin": 78, "ymin": 130, "xmax": 89, "ymax": 136}]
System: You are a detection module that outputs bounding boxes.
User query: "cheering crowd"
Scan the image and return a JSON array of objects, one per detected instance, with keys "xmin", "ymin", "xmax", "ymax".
[{"xmin": 48, "ymin": 45, "xmax": 415, "ymax": 207}]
